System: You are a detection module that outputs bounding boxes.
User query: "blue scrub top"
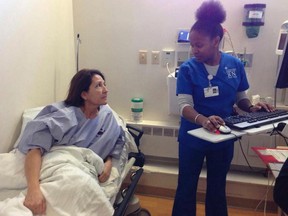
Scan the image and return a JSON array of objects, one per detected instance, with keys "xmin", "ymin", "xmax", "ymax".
[{"xmin": 177, "ymin": 52, "xmax": 249, "ymax": 150}]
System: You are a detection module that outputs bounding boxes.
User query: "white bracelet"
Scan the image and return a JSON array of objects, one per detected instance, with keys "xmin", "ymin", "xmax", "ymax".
[{"xmin": 194, "ymin": 114, "xmax": 202, "ymax": 124}]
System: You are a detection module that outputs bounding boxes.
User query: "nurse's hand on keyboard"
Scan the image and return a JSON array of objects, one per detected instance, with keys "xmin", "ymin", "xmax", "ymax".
[{"xmin": 250, "ymin": 102, "xmax": 275, "ymax": 113}]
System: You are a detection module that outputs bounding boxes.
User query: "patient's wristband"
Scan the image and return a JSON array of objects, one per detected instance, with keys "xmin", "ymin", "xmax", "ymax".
[{"xmin": 194, "ymin": 114, "xmax": 202, "ymax": 124}]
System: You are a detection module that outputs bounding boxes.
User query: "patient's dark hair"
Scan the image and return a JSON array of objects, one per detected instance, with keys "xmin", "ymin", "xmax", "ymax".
[
  {"xmin": 64, "ymin": 69, "xmax": 105, "ymax": 107},
  {"xmin": 191, "ymin": 0, "xmax": 226, "ymax": 40}
]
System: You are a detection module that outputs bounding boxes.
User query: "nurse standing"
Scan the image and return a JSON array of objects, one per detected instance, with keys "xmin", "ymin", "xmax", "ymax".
[{"xmin": 172, "ymin": 1, "xmax": 274, "ymax": 216}]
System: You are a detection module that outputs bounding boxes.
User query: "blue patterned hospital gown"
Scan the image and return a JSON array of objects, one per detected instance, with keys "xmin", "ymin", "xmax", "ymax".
[{"xmin": 18, "ymin": 102, "xmax": 125, "ymax": 159}]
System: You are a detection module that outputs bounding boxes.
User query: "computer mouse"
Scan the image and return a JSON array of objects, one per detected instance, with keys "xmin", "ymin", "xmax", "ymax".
[{"xmin": 218, "ymin": 125, "xmax": 231, "ymax": 134}]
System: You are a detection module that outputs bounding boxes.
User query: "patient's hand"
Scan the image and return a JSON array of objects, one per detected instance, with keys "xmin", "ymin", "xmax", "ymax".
[
  {"xmin": 98, "ymin": 157, "xmax": 112, "ymax": 183},
  {"xmin": 24, "ymin": 187, "xmax": 46, "ymax": 214}
]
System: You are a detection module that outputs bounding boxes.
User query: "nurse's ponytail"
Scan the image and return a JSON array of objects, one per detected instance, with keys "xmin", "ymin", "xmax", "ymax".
[{"xmin": 191, "ymin": 1, "xmax": 226, "ymax": 40}]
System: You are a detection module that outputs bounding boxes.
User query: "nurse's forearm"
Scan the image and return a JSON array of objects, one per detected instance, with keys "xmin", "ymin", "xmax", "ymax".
[
  {"xmin": 182, "ymin": 106, "xmax": 208, "ymax": 125},
  {"xmin": 237, "ymin": 98, "xmax": 253, "ymax": 113}
]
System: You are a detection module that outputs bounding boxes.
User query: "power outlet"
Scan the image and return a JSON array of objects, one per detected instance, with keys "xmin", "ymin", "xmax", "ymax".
[
  {"xmin": 162, "ymin": 49, "xmax": 175, "ymax": 67},
  {"xmin": 236, "ymin": 53, "xmax": 253, "ymax": 67}
]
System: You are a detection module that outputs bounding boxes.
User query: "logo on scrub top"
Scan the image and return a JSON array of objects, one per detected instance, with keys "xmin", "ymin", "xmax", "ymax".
[{"xmin": 225, "ymin": 67, "xmax": 237, "ymax": 79}]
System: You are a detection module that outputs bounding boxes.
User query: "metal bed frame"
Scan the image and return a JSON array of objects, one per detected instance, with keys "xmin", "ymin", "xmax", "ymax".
[{"xmin": 113, "ymin": 125, "xmax": 151, "ymax": 216}]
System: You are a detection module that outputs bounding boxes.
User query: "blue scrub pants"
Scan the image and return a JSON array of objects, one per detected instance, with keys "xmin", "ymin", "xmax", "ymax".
[{"xmin": 172, "ymin": 141, "xmax": 234, "ymax": 216}]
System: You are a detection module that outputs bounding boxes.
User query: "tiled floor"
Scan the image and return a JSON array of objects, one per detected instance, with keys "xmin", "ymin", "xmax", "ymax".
[
  {"xmin": 136, "ymin": 194, "xmax": 279, "ymax": 216},
  {"xmin": 135, "ymin": 160, "xmax": 277, "ymax": 211}
]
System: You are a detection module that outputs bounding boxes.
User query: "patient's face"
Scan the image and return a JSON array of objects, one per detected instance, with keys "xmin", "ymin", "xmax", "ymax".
[{"xmin": 82, "ymin": 75, "xmax": 108, "ymax": 107}]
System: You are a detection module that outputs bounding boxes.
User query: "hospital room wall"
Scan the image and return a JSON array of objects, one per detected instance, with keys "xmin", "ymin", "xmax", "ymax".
[
  {"xmin": 73, "ymin": 0, "xmax": 288, "ymax": 122},
  {"xmin": 0, "ymin": 0, "xmax": 76, "ymax": 153}
]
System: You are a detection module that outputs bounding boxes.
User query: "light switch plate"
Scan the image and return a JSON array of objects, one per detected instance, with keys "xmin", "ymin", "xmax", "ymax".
[
  {"xmin": 151, "ymin": 51, "xmax": 160, "ymax": 64},
  {"xmin": 139, "ymin": 50, "xmax": 147, "ymax": 64}
]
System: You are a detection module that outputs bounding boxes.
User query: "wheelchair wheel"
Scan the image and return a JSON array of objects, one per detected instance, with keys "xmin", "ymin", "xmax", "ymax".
[
  {"xmin": 136, "ymin": 208, "xmax": 151, "ymax": 216},
  {"xmin": 126, "ymin": 207, "xmax": 151, "ymax": 216}
]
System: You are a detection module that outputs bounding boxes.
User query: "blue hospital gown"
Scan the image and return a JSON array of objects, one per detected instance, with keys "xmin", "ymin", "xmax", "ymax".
[{"xmin": 18, "ymin": 102, "xmax": 125, "ymax": 159}]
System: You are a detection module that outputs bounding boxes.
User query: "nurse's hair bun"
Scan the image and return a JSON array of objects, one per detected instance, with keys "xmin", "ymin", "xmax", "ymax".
[{"xmin": 196, "ymin": 0, "xmax": 226, "ymax": 24}]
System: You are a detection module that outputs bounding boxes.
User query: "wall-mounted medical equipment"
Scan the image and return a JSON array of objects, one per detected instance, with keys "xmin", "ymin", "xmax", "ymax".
[
  {"xmin": 275, "ymin": 21, "xmax": 288, "ymax": 105},
  {"xmin": 236, "ymin": 49, "xmax": 253, "ymax": 67},
  {"xmin": 162, "ymin": 49, "xmax": 175, "ymax": 67},
  {"xmin": 276, "ymin": 20, "xmax": 288, "ymax": 55},
  {"xmin": 177, "ymin": 51, "xmax": 190, "ymax": 67},
  {"xmin": 275, "ymin": 33, "xmax": 288, "ymax": 89},
  {"xmin": 167, "ymin": 72, "xmax": 179, "ymax": 115},
  {"xmin": 242, "ymin": 4, "xmax": 266, "ymax": 38},
  {"xmin": 177, "ymin": 30, "xmax": 190, "ymax": 43}
]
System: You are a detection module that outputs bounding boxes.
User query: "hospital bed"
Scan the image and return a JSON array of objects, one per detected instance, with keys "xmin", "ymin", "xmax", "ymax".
[{"xmin": 0, "ymin": 106, "xmax": 151, "ymax": 216}]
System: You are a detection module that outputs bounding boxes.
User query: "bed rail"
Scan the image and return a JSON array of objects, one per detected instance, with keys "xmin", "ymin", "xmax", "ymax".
[{"xmin": 113, "ymin": 167, "xmax": 143, "ymax": 216}]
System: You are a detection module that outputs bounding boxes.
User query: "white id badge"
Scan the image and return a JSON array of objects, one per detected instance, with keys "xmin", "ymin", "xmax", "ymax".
[{"xmin": 204, "ymin": 86, "xmax": 219, "ymax": 98}]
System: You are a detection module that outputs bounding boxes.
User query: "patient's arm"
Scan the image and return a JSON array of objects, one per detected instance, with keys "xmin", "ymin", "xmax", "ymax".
[
  {"xmin": 24, "ymin": 148, "xmax": 46, "ymax": 214},
  {"xmin": 98, "ymin": 156, "xmax": 112, "ymax": 183}
]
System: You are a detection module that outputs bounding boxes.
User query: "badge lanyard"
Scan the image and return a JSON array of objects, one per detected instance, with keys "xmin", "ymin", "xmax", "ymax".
[
  {"xmin": 208, "ymin": 74, "xmax": 213, "ymax": 88},
  {"xmin": 204, "ymin": 74, "xmax": 219, "ymax": 98}
]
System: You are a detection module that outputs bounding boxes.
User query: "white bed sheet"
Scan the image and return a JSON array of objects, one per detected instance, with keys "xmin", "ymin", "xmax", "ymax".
[{"xmin": 0, "ymin": 105, "xmax": 138, "ymax": 216}]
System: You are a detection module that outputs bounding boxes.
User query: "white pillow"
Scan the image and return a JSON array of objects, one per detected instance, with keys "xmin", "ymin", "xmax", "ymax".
[{"xmin": 13, "ymin": 106, "xmax": 44, "ymax": 148}]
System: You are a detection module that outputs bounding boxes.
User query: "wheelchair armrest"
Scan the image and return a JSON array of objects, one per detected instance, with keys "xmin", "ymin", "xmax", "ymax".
[
  {"xmin": 126, "ymin": 125, "xmax": 143, "ymax": 148},
  {"xmin": 126, "ymin": 125, "xmax": 145, "ymax": 167}
]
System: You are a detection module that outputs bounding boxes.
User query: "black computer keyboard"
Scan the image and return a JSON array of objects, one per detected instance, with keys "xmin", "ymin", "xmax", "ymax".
[{"xmin": 223, "ymin": 109, "xmax": 288, "ymax": 130}]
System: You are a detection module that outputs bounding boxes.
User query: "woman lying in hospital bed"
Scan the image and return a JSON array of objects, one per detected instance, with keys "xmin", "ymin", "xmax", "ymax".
[{"xmin": 0, "ymin": 69, "xmax": 137, "ymax": 216}]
